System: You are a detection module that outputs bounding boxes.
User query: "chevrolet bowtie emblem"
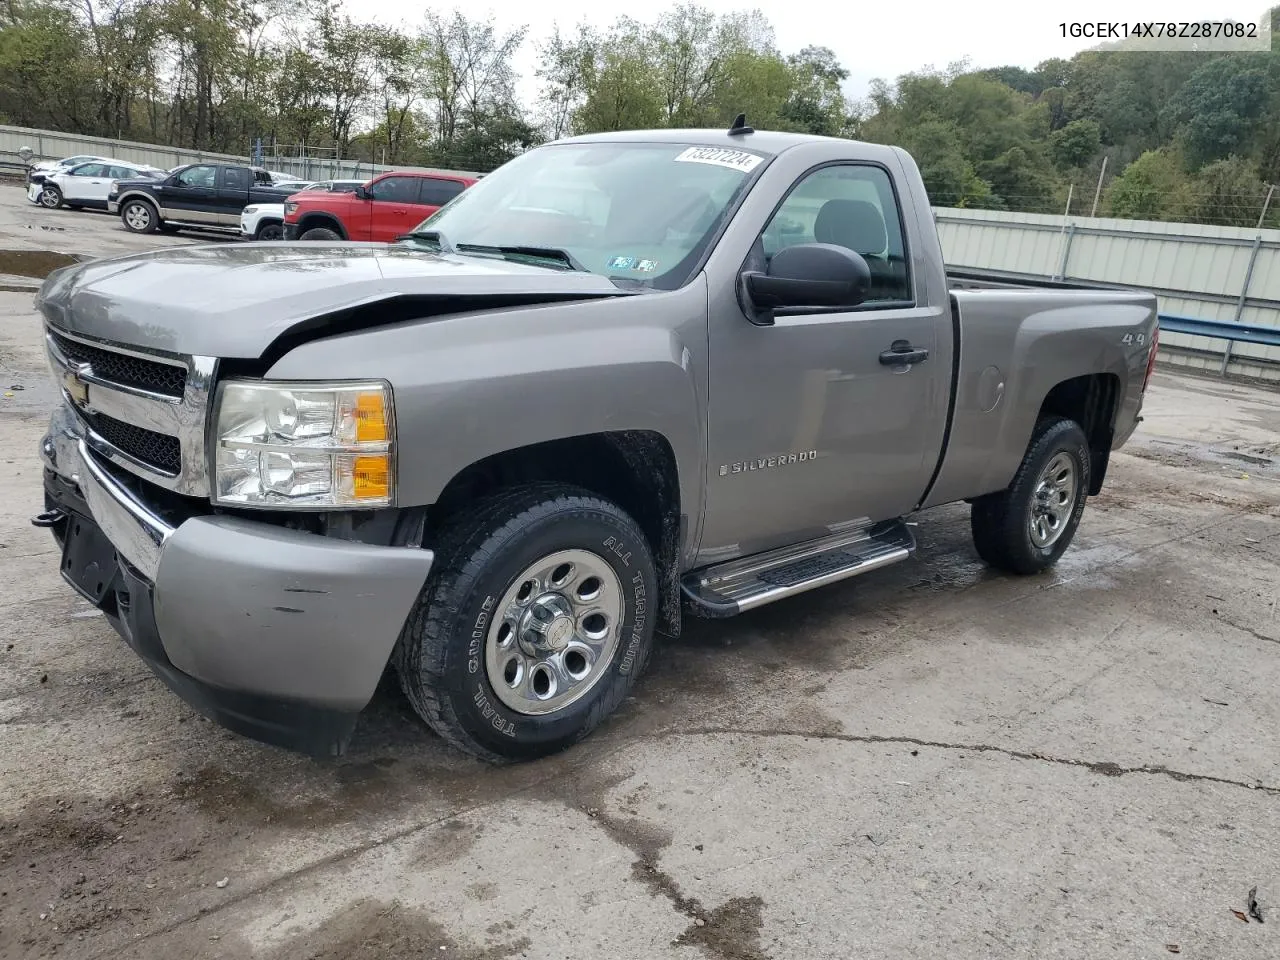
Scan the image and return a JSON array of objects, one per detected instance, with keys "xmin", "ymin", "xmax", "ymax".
[{"xmin": 62, "ymin": 363, "xmax": 90, "ymax": 405}]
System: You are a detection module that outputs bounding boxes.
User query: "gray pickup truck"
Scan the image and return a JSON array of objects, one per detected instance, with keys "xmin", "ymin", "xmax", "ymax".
[{"xmin": 32, "ymin": 124, "xmax": 1159, "ymax": 762}]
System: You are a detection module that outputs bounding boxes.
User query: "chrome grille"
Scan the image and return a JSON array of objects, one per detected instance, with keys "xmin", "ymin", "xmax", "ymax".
[
  {"xmin": 49, "ymin": 330, "xmax": 187, "ymax": 398},
  {"xmin": 45, "ymin": 325, "xmax": 216, "ymax": 497},
  {"xmin": 79, "ymin": 410, "xmax": 182, "ymax": 474}
]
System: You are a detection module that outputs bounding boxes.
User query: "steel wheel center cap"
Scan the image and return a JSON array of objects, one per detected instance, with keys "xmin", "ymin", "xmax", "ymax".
[{"xmin": 520, "ymin": 593, "xmax": 575, "ymax": 655}]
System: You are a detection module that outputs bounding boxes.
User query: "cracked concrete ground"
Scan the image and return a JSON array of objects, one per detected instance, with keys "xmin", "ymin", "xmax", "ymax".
[{"xmin": 1, "ymin": 185, "xmax": 1280, "ymax": 959}]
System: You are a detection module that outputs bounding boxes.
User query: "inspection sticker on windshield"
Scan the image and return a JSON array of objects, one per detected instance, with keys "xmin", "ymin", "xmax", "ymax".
[{"xmin": 674, "ymin": 146, "xmax": 764, "ymax": 173}]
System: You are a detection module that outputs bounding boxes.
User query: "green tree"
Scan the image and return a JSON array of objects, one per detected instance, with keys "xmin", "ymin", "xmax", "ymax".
[
  {"xmin": 1050, "ymin": 119, "xmax": 1101, "ymax": 170},
  {"xmin": 1186, "ymin": 156, "xmax": 1268, "ymax": 227},
  {"xmin": 1163, "ymin": 55, "xmax": 1272, "ymax": 167},
  {"xmin": 1105, "ymin": 149, "xmax": 1190, "ymax": 221}
]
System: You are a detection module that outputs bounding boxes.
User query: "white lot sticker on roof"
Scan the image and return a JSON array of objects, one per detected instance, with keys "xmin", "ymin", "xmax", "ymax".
[{"xmin": 673, "ymin": 146, "xmax": 764, "ymax": 173}]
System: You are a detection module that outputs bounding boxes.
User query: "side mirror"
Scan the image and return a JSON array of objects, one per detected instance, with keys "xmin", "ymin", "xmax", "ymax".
[
  {"xmin": 354, "ymin": 184, "xmax": 371, "ymax": 200},
  {"xmin": 743, "ymin": 243, "xmax": 870, "ymax": 317}
]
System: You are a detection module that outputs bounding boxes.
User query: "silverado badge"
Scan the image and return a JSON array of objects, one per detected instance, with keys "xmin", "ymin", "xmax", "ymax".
[{"xmin": 719, "ymin": 450, "xmax": 818, "ymax": 476}]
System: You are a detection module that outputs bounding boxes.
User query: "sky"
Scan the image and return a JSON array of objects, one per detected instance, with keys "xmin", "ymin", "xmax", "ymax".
[{"xmin": 357, "ymin": 0, "xmax": 1274, "ymax": 113}]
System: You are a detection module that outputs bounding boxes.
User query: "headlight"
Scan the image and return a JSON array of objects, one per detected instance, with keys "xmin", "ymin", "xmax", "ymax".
[
  {"xmin": 243, "ymin": 205, "xmax": 259, "ymax": 215},
  {"xmin": 212, "ymin": 380, "xmax": 394, "ymax": 509},
  {"xmin": 284, "ymin": 201, "xmax": 298, "ymax": 215}
]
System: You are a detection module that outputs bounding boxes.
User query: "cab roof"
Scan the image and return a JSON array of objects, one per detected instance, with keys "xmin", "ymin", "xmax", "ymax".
[{"xmin": 551, "ymin": 127, "xmax": 865, "ymax": 157}]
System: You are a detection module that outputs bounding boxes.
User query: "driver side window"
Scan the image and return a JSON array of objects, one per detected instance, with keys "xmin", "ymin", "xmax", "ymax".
[
  {"xmin": 761, "ymin": 164, "xmax": 912, "ymax": 303},
  {"xmin": 176, "ymin": 165, "xmax": 217, "ymax": 188}
]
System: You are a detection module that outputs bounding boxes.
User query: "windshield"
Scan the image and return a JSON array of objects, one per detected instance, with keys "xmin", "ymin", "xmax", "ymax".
[{"xmin": 407, "ymin": 141, "xmax": 768, "ymax": 289}]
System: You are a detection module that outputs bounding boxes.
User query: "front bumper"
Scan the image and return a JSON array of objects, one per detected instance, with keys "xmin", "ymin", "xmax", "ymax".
[
  {"xmin": 282, "ymin": 222, "xmax": 299, "ymax": 240},
  {"xmin": 39, "ymin": 404, "xmax": 435, "ymax": 756}
]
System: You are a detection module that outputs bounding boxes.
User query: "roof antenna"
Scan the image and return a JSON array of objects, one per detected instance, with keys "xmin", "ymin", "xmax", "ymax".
[{"xmin": 728, "ymin": 113, "xmax": 754, "ymax": 136}]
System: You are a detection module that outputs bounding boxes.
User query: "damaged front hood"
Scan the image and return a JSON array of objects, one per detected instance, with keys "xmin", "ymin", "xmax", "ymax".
[{"xmin": 35, "ymin": 242, "xmax": 627, "ymax": 359}]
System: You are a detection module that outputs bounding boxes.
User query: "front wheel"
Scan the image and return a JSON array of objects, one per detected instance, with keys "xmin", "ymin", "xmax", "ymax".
[
  {"xmin": 971, "ymin": 417, "xmax": 1091, "ymax": 575},
  {"xmin": 120, "ymin": 199, "xmax": 158, "ymax": 234},
  {"xmin": 395, "ymin": 483, "xmax": 658, "ymax": 763},
  {"xmin": 299, "ymin": 226, "xmax": 340, "ymax": 241},
  {"xmin": 255, "ymin": 221, "xmax": 284, "ymax": 241},
  {"xmin": 39, "ymin": 185, "xmax": 63, "ymax": 209}
]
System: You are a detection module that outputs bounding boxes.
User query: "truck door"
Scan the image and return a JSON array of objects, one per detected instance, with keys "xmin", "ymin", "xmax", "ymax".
[
  {"xmin": 214, "ymin": 167, "xmax": 253, "ymax": 225},
  {"xmin": 368, "ymin": 175, "xmax": 424, "ymax": 242},
  {"xmin": 700, "ymin": 161, "xmax": 951, "ymax": 559},
  {"xmin": 160, "ymin": 164, "xmax": 219, "ymax": 224}
]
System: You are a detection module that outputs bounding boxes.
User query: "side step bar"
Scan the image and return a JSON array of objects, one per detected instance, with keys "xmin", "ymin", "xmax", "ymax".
[{"xmin": 681, "ymin": 520, "xmax": 915, "ymax": 618}]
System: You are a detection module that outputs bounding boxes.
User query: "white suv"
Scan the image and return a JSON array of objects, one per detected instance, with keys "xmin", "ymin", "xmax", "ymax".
[
  {"xmin": 240, "ymin": 179, "xmax": 366, "ymax": 241},
  {"xmin": 31, "ymin": 160, "xmax": 165, "ymax": 211}
]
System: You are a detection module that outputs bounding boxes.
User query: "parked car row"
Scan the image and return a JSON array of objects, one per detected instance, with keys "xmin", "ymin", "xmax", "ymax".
[{"xmin": 27, "ymin": 152, "xmax": 481, "ymax": 246}]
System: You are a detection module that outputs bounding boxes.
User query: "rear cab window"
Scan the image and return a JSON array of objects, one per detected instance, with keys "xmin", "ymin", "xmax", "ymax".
[{"xmin": 418, "ymin": 177, "xmax": 466, "ymax": 207}]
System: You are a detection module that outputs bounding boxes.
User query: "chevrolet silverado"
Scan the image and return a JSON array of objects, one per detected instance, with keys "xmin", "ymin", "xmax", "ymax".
[{"xmin": 33, "ymin": 123, "xmax": 1159, "ymax": 763}]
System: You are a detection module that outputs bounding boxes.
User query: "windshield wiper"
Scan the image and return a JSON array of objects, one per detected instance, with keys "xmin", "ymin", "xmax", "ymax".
[
  {"xmin": 397, "ymin": 229, "xmax": 454, "ymax": 252},
  {"xmin": 454, "ymin": 243, "xmax": 585, "ymax": 272}
]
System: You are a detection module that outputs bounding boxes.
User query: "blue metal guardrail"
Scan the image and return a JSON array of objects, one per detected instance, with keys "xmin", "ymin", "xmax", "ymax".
[{"xmin": 1158, "ymin": 314, "xmax": 1280, "ymax": 348}]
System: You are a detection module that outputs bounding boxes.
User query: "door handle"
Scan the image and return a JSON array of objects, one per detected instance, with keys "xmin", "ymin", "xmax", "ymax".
[{"xmin": 879, "ymin": 340, "xmax": 929, "ymax": 366}]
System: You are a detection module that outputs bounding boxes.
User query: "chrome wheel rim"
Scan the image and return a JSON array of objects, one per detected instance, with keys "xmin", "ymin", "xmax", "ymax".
[
  {"xmin": 485, "ymin": 549, "xmax": 624, "ymax": 716},
  {"xmin": 40, "ymin": 189, "xmax": 59, "ymax": 208},
  {"xmin": 1029, "ymin": 451, "xmax": 1077, "ymax": 548},
  {"xmin": 124, "ymin": 203, "xmax": 150, "ymax": 230}
]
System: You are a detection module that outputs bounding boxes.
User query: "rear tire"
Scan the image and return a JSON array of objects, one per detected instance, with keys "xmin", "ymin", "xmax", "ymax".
[
  {"xmin": 394, "ymin": 483, "xmax": 658, "ymax": 763},
  {"xmin": 40, "ymin": 185, "xmax": 63, "ymax": 209},
  {"xmin": 299, "ymin": 226, "xmax": 341, "ymax": 241},
  {"xmin": 120, "ymin": 198, "xmax": 159, "ymax": 234},
  {"xmin": 971, "ymin": 417, "xmax": 1091, "ymax": 575}
]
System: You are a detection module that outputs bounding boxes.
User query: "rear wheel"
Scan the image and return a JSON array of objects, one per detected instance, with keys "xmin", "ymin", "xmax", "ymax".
[
  {"xmin": 120, "ymin": 199, "xmax": 158, "ymax": 234},
  {"xmin": 394, "ymin": 483, "xmax": 658, "ymax": 763},
  {"xmin": 39, "ymin": 185, "xmax": 63, "ymax": 209},
  {"xmin": 299, "ymin": 226, "xmax": 341, "ymax": 241},
  {"xmin": 255, "ymin": 221, "xmax": 284, "ymax": 241},
  {"xmin": 971, "ymin": 417, "xmax": 1091, "ymax": 575}
]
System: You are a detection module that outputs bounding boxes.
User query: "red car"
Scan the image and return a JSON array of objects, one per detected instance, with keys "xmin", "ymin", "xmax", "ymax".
[{"xmin": 282, "ymin": 170, "xmax": 478, "ymax": 242}]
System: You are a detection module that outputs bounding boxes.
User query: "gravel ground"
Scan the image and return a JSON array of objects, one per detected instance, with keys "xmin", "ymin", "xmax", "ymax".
[{"xmin": 1, "ymin": 183, "xmax": 1279, "ymax": 960}]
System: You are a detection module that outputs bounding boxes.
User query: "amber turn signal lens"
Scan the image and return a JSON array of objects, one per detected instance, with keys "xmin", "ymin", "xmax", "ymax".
[
  {"xmin": 354, "ymin": 392, "xmax": 388, "ymax": 443},
  {"xmin": 351, "ymin": 454, "xmax": 391, "ymax": 501}
]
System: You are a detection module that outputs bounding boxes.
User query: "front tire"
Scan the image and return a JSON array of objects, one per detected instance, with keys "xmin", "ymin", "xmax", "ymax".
[
  {"xmin": 395, "ymin": 483, "xmax": 658, "ymax": 763},
  {"xmin": 255, "ymin": 221, "xmax": 284, "ymax": 241},
  {"xmin": 40, "ymin": 185, "xmax": 63, "ymax": 209},
  {"xmin": 299, "ymin": 226, "xmax": 341, "ymax": 241},
  {"xmin": 120, "ymin": 199, "xmax": 159, "ymax": 234},
  {"xmin": 971, "ymin": 417, "xmax": 1091, "ymax": 575}
]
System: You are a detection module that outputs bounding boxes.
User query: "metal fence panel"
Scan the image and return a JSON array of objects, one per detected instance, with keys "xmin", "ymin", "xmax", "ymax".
[
  {"xmin": 0, "ymin": 123, "xmax": 481, "ymax": 181},
  {"xmin": 936, "ymin": 206, "xmax": 1280, "ymax": 380}
]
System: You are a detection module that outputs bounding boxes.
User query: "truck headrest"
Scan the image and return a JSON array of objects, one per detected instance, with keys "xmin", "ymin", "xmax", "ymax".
[{"xmin": 814, "ymin": 199, "xmax": 887, "ymax": 257}]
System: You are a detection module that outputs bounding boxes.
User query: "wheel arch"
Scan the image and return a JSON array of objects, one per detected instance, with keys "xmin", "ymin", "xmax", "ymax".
[
  {"xmin": 296, "ymin": 213, "xmax": 347, "ymax": 238},
  {"xmin": 427, "ymin": 430, "xmax": 684, "ymax": 638},
  {"xmin": 1036, "ymin": 373, "xmax": 1121, "ymax": 495},
  {"xmin": 116, "ymin": 191, "xmax": 159, "ymax": 212}
]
